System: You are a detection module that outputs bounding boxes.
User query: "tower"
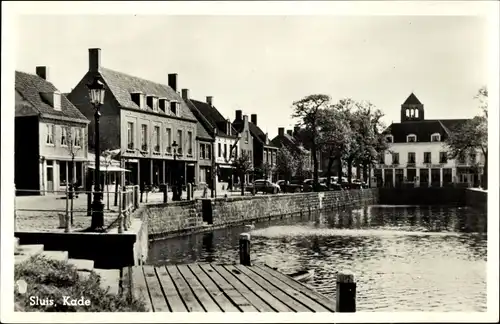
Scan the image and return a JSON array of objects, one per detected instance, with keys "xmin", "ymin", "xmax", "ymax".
[{"xmin": 400, "ymin": 93, "xmax": 424, "ymax": 122}]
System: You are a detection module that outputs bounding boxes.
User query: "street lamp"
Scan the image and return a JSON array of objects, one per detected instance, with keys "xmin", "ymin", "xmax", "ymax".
[
  {"xmin": 171, "ymin": 140, "xmax": 181, "ymax": 201},
  {"xmin": 87, "ymin": 76, "xmax": 106, "ymax": 231}
]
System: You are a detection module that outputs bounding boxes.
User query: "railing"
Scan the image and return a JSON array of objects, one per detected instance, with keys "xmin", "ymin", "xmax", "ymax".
[{"xmin": 15, "ymin": 185, "xmax": 140, "ymax": 234}]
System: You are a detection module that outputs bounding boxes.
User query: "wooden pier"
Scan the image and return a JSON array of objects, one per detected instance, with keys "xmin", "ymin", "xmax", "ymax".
[{"xmin": 123, "ymin": 263, "xmax": 336, "ymax": 312}]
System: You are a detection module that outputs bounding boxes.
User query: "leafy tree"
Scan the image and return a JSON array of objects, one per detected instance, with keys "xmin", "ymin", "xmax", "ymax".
[
  {"xmin": 64, "ymin": 127, "xmax": 86, "ymax": 227},
  {"xmin": 446, "ymin": 87, "xmax": 488, "ymax": 188},
  {"xmin": 292, "ymin": 94, "xmax": 331, "ymax": 191},
  {"xmin": 275, "ymin": 146, "xmax": 298, "ymax": 181},
  {"xmin": 233, "ymin": 151, "xmax": 253, "ymax": 196},
  {"xmin": 317, "ymin": 104, "xmax": 353, "ymax": 187}
]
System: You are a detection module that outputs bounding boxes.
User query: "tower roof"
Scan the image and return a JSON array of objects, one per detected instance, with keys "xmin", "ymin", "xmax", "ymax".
[{"xmin": 403, "ymin": 92, "xmax": 422, "ymax": 105}]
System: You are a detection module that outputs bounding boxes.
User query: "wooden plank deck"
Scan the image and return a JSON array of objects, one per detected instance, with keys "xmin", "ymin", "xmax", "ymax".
[{"xmin": 127, "ymin": 263, "xmax": 335, "ymax": 312}]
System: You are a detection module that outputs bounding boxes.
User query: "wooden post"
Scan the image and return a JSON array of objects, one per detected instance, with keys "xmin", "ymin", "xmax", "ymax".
[
  {"xmin": 336, "ymin": 272, "xmax": 356, "ymax": 312},
  {"xmin": 239, "ymin": 233, "xmax": 251, "ymax": 266},
  {"xmin": 118, "ymin": 186, "xmax": 123, "ymax": 233},
  {"xmin": 64, "ymin": 185, "xmax": 71, "ymax": 232}
]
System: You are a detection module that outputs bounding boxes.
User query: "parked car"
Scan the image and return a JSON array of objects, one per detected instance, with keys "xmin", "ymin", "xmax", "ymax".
[
  {"xmin": 252, "ymin": 179, "xmax": 281, "ymax": 194},
  {"xmin": 276, "ymin": 180, "xmax": 303, "ymax": 193},
  {"xmin": 302, "ymin": 178, "xmax": 329, "ymax": 192}
]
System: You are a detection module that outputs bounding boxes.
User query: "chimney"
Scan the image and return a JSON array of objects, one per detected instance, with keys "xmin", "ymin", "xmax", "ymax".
[
  {"xmin": 168, "ymin": 73, "xmax": 178, "ymax": 92},
  {"xmin": 278, "ymin": 127, "xmax": 285, "ymax": 137},
  {"xmin": 36, "ymin": 66, "xmax": 48, "ymax": 80},
  {"xmin": 89, "ymin": 48, "xmax": 101, "ymax": 72},
  {"xmin": 286, "ymin": 129, "xmax": 293, "ymax": 136},
  {"xmin": 181, "ymin": 89, "xmax": 189, "ymax": 100},
  {"xmin": 294, "ymin": 126, "xmax": 300, "ymax": 136},
  {"xmin": 206, "ymin": 96, "xmax": 213, "ymax": 106},
  {"xmin": 251, "ymin": 114, "xmax": 257, "ymax": 126},
  {"xmin": 236, "ymin": 110, "xmax": 242, "ymax": 121}
]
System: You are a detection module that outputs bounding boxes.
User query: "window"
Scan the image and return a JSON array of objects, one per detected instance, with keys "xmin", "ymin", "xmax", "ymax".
[
  {"xmin": 218, "ymin": 143, "xmax": 222, "ymax": 157},
  {"xmin": 61, "ymin": 126, "xmax": 68, "ymax": 146},
  {"xmin": 165, "ymin": 128, "xmax": 171, "ymax": 153},
  {"xmin": 177, "ymin": 130, "xmax": 183, "ymax": 154},
  {"xmin": 127, "ymin": 122, "xmax": 134, "ymax": 150},
  {"xmin": 159, "ymin": 99, "xmax": 168, "ymax": 112},
  {"xmin": 245, "ymin": 131, "xmax": 249, "ymax": 143},
  {"xmin": 431, "ymin": 133, "xmax": 441, "ymax": 142},
  {"xmin": 200, "ymin": 144, "xmax": 206, "ymax": 159},
  {"xmin": 272, "ymin": 152, "xmax": 276, "ymax": 164},
  {"xmin": 170, "ymin": 101, "xmax": 181, "ymax": 117},
  {"xmin": 46, "ymin": 124, "xmax": 54, "ymax": 145},
  {"xmin": 469, "ymin": 153, "xmax": 476, "ymax": 164},
  {"xmin": 392, "ymin": 153, "xmax": 399, "ymax": 165},
  {"xmin": 74, "ymin": 128, "xmax": 82, "ymax": 147},
  {"xmin": 53, "ymin": 92, "xmax": 62, "ymax": 111},
  {"xmin": 406, "ymin": 134, "xmax": 417, "ymax": 143},
  {"xmin": 153, "ymin": 126, "xmax": 160, "ymax": 152},
  {"xmin": 439, "ymin": 152, "xmax": 448, "ymax": 164},
  {"xmin": 141, "ymin": 124, "xmax": 148, "ymax": 151},
  {"xmin": 187, "ymin": 131, "xmax": 193, "ymax": 155},
  {"xmin": 224, "ymin": 144, "xmax": 227, "ymax": 159},
  {"xmin": 264, "ymin": 151, "xmax": 268, "ymax": 163},
  {"xmin": 386, "ymin": 135, "xmax": 393, "ymax": 143},
  {"xmin": 458, "ymin": 153, "xmax": 466, "ymax": 164},
  {"xmin": 424, "ymin": 152, "xmax": 431, "ymax": 164},
  {"xmin": 379, "ymin": 152, "xmax": 385, "ymax": 164},
  {"xmin": 207, "ymin": 144, "xmax": 212, "ymax": 160},
  {"xmin": 408, "ymin": 152, "xmax": 416, "ymax": 164}
]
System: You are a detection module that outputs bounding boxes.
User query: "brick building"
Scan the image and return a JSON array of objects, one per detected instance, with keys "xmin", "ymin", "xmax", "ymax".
[
  {"xmin": 68, "ymin": 48, "xmax": 199, "ymax": 187},
  {"xmin": 15, "ymin": 67, "xmax": 89, "ymax": 195}
]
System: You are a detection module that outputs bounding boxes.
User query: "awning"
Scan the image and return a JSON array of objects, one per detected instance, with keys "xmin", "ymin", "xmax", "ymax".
[
  {"xmin": 88, "ymin": 165, "xmax": 131, "ymax": 172},
  {"xmin": 218, "ymin": 165, "xmax": 234, "ymax": 169}
]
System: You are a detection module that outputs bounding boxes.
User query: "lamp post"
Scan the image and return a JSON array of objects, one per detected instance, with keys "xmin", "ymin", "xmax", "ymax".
[
  {"xmin": 171, "ymin": 141, "xmax": 181, "ymax": 201},
  {"xmin": 87, "ymin": 77, "xmax": 106, "ymax": 231}
]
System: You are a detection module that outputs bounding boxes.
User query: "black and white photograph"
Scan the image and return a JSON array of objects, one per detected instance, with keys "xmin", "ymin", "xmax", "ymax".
[{"xmin": 1, "ymin": 1, "xmax": 498, "ymax": 322}]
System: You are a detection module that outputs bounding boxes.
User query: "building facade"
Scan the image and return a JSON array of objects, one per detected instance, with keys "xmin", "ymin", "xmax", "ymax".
[
  {"xmin": 375, "ymin": 93, "xmax": 484, "ymax": 188},
  {"xmin": 15, "ymin": 67, "xmax": 89, "ymax": 195},
  {"xmin": 68, "ymin": 48, "xmax": 199, "ymax": 188},
  {"xmin": 271, "ymin": 127, "xmax": 312, "ymax": 180},
  {"xmin": 185, "ymin": 95, "xmax": 240, "ymax": 190},
  {"xmin": 232, "ymin": 111, "xmax": 254, "ymax": 183}
]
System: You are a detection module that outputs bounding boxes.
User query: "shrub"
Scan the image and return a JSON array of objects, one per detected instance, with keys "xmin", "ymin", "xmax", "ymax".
[{"xmin": 14, "ymin": 255, "xmax": 146, "ymax": 312}]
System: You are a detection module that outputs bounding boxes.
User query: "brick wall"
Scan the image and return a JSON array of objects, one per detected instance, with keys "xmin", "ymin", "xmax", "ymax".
[
  {"xmin": 140, "ymin": 189, "xmax": 378, "ymax": 240},
  {"xmin": 138, "ymin": 201, "xmax": 204, "ymax": 239}
]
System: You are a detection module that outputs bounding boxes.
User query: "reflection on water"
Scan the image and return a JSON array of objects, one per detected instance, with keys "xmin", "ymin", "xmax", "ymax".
[{"xmin": 149, "ymin": 205, "xmax": 487, "ymax": 312}]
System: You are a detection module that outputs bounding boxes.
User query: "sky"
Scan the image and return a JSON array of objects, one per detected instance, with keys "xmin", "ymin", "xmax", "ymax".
[{"xmin": 15, "ymin": 14, "xmax": 489, "ymax": 138}]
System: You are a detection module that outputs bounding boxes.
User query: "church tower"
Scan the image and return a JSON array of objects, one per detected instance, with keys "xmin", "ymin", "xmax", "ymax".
[{"xmin": 400, "ymin": 93, "xmax": 425, "ymax": 122}]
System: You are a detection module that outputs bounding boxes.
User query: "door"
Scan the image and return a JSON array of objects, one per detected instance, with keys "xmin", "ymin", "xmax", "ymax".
[{"xmin": 47, "ymin": 166, "xmax": 54, "ymax": 192}]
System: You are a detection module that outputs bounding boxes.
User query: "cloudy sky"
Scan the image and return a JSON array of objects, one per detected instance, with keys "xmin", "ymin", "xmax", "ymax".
[{"xmin": 15, "ymin": 14, "xmax": 489, "ymax": 138}]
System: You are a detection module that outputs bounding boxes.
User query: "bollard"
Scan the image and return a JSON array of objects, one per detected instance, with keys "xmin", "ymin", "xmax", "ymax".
[
  {"xmin": 134, "ymin": 186, "xmax": 139, "ymax": 208},
  {"xmin": 163, "ymin": 184, "xmax": 168, "ymax": 203},
  {"xmin": 336, "ymin": 272, "xmax": 356, "ymax": 312},
  {"xmin": 64, "ymin": 185, "xmax": 71, "ymax": 232},
  {"xmin": 239, "ymin": 233, "xmax": 251, "ymax": 266}
]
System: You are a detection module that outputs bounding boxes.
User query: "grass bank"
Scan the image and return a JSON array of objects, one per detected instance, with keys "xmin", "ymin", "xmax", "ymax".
[{"xmin": 14, "ymin": 255, "xmax": 146, "ymax": 312}]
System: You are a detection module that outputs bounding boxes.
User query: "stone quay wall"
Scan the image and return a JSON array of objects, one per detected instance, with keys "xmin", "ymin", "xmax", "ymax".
[
  {"xmin": 465, "ymin": 188, "xmax": 487, "ymax": 210},
  {"xmin": 142, "ymin": 189, "xmax": 378, "ymax": 240}
]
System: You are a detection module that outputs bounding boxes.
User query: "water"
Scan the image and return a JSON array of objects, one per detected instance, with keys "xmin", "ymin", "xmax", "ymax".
[{"xmin": 148, "ymin": 205, "xmax": 487, "ymax": 312}]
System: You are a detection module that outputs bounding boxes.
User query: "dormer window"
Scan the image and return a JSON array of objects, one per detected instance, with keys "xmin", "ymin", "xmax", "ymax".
[
  {"xmin": 431, "ymin": 133, "xmax": 441, "ymax": 142},
  {"xmin": 170, "ymin": 101, "xmax": 181, "ymax": 117},
  {"xmin": 406, "ymin": 134, "xmax": 417, "ymax": 143},
  {"xmin": 41, "ymin": 91, "xmax": 62, "ymax": 111},
  {"xmin": 131, "ymin": 92, "xmax": 145, "ymax": 109},
  {"xmin": 385, "ymin": 135, "xmax": 393, "ymax": 143},
  {"xmin": 159, "ymin": 98, "xmax": 168, "ymax": 112},
  {"xmin": 146, "ymin": 95, "xmax": 159, "ymax": 111}
]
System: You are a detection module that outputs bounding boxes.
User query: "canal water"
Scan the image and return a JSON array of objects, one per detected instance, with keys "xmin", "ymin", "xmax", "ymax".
[{"xmin": 149, "ymin": 205, "xmax": 487, "ymax": 312}]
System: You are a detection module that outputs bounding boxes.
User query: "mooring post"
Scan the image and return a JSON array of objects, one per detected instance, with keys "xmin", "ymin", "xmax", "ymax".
[
  {"xmin": 336, "ymin": 271, "xmax": 356, "ymax": 312},
  {"xmin": 239, "ymin": 233, "xmax": 251, "ymax": 266},
  {"xmin": 163, "ymin": 184, "xmax": 168, "ymax": 203}
]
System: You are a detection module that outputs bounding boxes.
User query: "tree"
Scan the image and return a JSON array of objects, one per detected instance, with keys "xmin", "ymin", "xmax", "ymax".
[
  {"xmin": 446, "ymin": 87, "xmax": 488, "ymax": 188},
  {"xmin": 275, "ymin": 146, "xmax": 298, "ymax": 182},
  {"xmin": 257, "ymin": 161, "xmax": 274, "ymax": 180},
  {"xmin": 317, "ymin": 101, "xmax": 354, "ymax": 186},
  {"xmin": 232, "ymin": 151, "xmax": 253, "ymax": 196},
  {"xmin": 64, "ymin": 127, "xmax": 85, "ymax": 227},
  {"xmin": 292, "ymin": 94, "xmax": 331, "ymax": 191}
]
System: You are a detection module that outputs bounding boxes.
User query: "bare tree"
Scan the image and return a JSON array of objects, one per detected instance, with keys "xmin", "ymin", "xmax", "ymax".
[{"xmin": 64, "ymin": 126, "xmax": 85, "ymax": 226}]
